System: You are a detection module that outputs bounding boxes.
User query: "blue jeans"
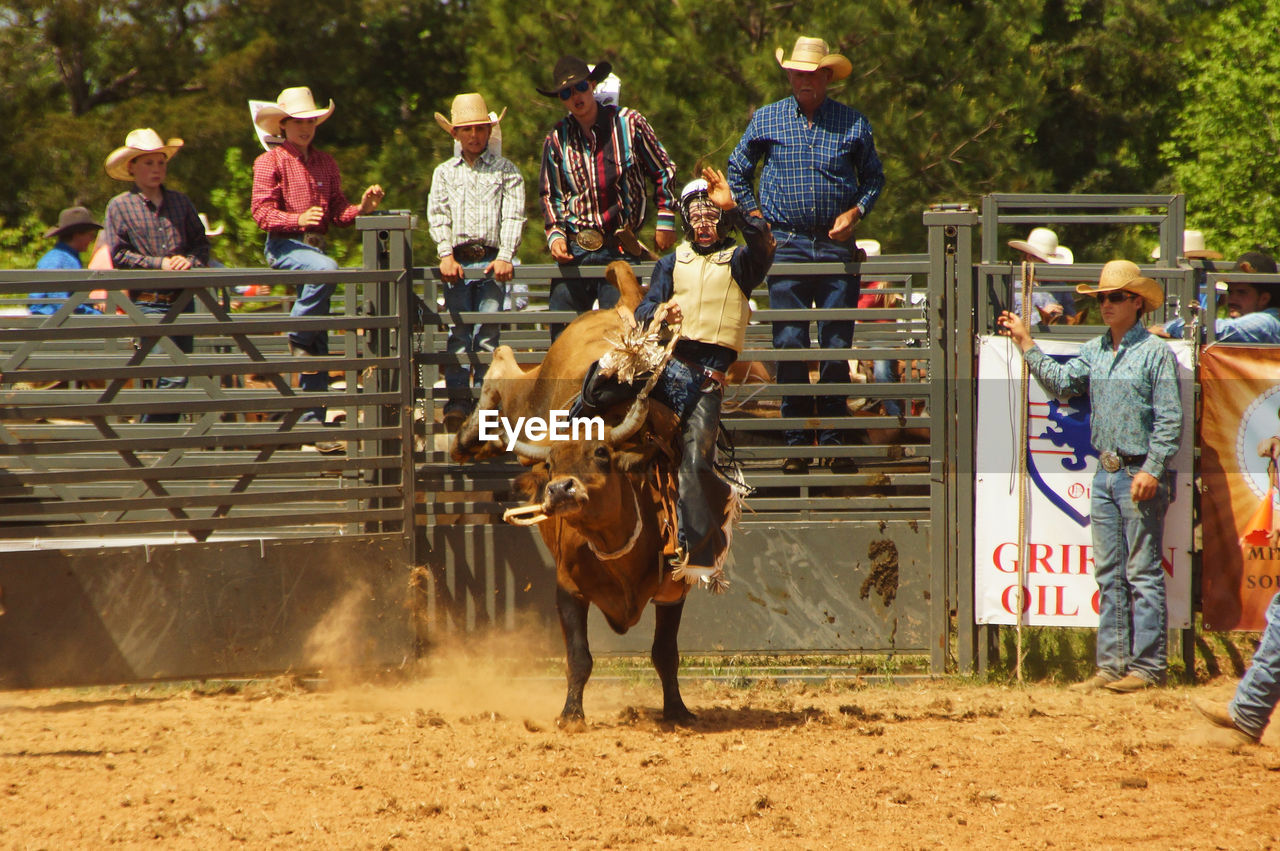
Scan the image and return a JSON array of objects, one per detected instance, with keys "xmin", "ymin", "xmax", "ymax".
[
  {"xmin": 769, "ymin": 230, "xmax": 859, "ymax": 446},
  {"xmin": 266, "ymin": 237, "xmax": 339, "ymax": 421},
  {"xmin": 136, "ymin": 301, "xmax": 192, "ymax": 424},
  {"xmin": 1230, "ymin": 592, "xmax": 1280, "ymax": 739},
  {"xmin": 873, "ymin": 358, "xmax": 904, "ymax": 418},
  {"xmin": 1090, "ymin": 465, "xmax": 1171, "ymax": 683},
  {"xmin": 548, "ymin": 242, "xmax": 623, "ymax": 341},
  {"xmin": 443, "ymin": 251, "xmax": 504, "ymax": 416}
]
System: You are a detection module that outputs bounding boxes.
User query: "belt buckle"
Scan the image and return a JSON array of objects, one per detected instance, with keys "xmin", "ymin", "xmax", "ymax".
[
  {"xmin": 574, "ymin": 228, "xmax": 604, "ymax": 251},
  {"xmin": 455, "ymin": 243, "xmax": 486, "ymax": 262},
  {"xmin": 302, "ymin": 233, "xmax": 327, "ymax": 251},
  {"xmin": 1099, "ymin": 451, "xmax": 1121, "ymax": 473}
]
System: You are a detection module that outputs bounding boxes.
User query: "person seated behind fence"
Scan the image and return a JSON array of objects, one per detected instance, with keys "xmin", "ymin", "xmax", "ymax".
[
  {"xmin": 853, "ymin": 239, "xmax": 908, "ymax": 418},
  {"xmin": 103, "ymin": 128, "xmax": 210, "ymax": 424},
  {"xmin": 1152, "ymin": 251, "xmax": 1280, "ymax": 344},
  {"xmin": 250, "ymin": 86, "xmax": 385, "ymax": 430},
  {"xmin": 1008, "ymin": 227, "xmax": 1077, "ymax": 324},
  {"xmin": 427, "ymin": 92, "xmax": 526, "ymax": 434},
  {"xmin": 30, "ymin": 207, "xmax": 103, "ymax": 316},
  {"xmin": 1192, "ymin": 590, "xmax": 1280, "ymax": 746}
]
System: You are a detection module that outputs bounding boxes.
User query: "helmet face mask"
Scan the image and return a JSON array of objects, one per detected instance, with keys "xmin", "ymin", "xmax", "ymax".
[{"xmin": 678, "ymin": 178, "xmax": 728, "ymax": 248}]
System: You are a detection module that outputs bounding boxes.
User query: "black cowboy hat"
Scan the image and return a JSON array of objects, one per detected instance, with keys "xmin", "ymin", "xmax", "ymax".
[{"xmin": 536, "ymin": 55, "xmax": 613, "ymax": 97}]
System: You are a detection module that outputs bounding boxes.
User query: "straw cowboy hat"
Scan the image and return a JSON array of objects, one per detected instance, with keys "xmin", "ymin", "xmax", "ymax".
[
  {"xmin": 43, "ymin": 206, "xmax": 102, "ymax": 239},
  {"xmin": 536, "ymin": 55, "xmax": 613, "ymax": 97},
  {"xmin": 434, "ymin": 93, "xmax": 507, "ymax": 134},
  {"xmin": 1075, "ymin": 259, "xmax": 1164, "ymax": 312},
  {"xmin": 1150, "ymin": 229, "xmax": 1223, "ymax": 261},
  {"xmin": 253, "ymin": 87, "xmax": 335, "ymax": 138},
  {"xmin": 1008, "ymin": 227, "xmax": 1073, "ymax": 265},
  {"xmin": 775, "ymin": 36, "xmax": 852, "ymax": 81},
  {"xmin": 104, "ymin": 128, "xmax": 183, "ymax": 181}
]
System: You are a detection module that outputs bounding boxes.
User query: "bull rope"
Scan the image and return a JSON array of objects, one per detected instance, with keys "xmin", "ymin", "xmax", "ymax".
[
  {"xmin": 584, "ymin": 480, "xmax": 645, "ymax": 560},
  {"xmin": 1015, "ymin": 260, "xmax": 1035, "ymax": 683}
]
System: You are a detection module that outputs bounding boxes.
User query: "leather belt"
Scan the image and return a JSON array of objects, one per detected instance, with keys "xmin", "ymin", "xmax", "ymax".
[
  {"xmin": 1099, "ymin": 451, "xmax": 1147, "ymax": 473},
  {"xmin": 675, "ymin": 354, "xmax": 728, "ymax": 392},
  {"xmin": 277, "ymin": 232, "xmax": 328, "ymax": 251},
  {"xmin": 130, "ymin": 290, "xmax": 176, "ymax": 305},
  {"xmin": 452, "ymin": 242, "xmax": 493, "ymax": 262}
]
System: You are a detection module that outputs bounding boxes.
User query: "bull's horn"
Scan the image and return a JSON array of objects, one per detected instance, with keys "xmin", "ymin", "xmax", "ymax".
[
  {"xmin": 510, "ymin": 438, "xmax": 551, "ymax": 461},
  {"xmin": 605, "ymin": 395, "xmax": 649, "ymax": 446}
]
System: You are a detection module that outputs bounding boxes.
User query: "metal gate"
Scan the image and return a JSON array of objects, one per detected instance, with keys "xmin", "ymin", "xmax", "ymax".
[{"xmin": 411, "ymin": 212, "xmax": 970, "ymax": 672}]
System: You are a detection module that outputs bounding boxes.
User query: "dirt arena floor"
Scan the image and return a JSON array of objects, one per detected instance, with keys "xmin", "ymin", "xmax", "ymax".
[{"xmin": 3, "ymin": 656, "xmax": 1278, "ymax": 850}]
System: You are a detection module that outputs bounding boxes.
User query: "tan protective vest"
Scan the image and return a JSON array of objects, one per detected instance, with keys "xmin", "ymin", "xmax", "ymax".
[{"xmin": 671, "ymin": 243, "xmax": 750, "ymax": 353}]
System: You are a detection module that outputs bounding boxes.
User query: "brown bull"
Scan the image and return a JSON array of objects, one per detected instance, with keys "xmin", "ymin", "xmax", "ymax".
[{"xmin": 451, "ymin": 261, "xmax": 730, "ymax": 725}]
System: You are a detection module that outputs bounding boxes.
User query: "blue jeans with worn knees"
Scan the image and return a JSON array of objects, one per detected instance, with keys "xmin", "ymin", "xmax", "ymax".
[
  {"xmin": 1089, "ymin": 466, "xmax": 1171, "ymax": 683},
  {"xmin": 136, "ymin": 301, "xmax": 193, "ymax": 424},
  {"xmin": 1230, "ymin": 592, "xmax": 1280, "ymax": 739},
  {"xmin": 873, "ymin": 358, "xmax": 904, "ymax": 418},
  {"xmin": 443, "ymin": 261, "xmax": 504, "ymax": 416},
  {"xmin": 768, "ymin": 230, "xmax": 859, "ymax": 447},
  {"xmin": 265, "ymin": 237, "xmax": 339, "ymax": 420},
  {"xmin": 548, "ymin": 242, "xmax": 624, "ymax": 341}
]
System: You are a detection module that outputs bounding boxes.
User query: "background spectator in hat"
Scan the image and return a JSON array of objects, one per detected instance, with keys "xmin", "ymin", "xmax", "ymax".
[
  {"xmin": 853, "ymin": 239, "xmax": 906, "ymax": 418},
  {"xmin": 1000, "ymin": 260, "xmax": 1182, "ymax": 695},
  {"xmin": 1153, "ymin": 251, "xmax": 1280, "ymax": 343},
  {"xmin": 428, "ymin": 92, "xmax": 525, "ymax": 433},
  {"xmin": 1008, "ymin": 226, "xmax": 1077, "ymax": 323},
  {"xmin": 728, "ymin": 36, "xmax": 885, "ymax": 473},
  {"xmin": 30, "ymin": 206, "xmax": 102, "ymax": 316},
  {"xmin": 251, "ymin": 86, "xmax": 385, "ymax": 431},
  {"xmin": 102, "ymin": 128, "xmax": 209, "ymax": 424},
  {"xmin": 537, "ymin": 55, "xmax": 678, "ymax": 340}
]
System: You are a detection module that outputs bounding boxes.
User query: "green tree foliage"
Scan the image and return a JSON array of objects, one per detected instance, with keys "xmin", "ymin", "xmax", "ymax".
[{"xmin": 1162, "ymin": 0, "xmax": 1280, "ymax": 257}]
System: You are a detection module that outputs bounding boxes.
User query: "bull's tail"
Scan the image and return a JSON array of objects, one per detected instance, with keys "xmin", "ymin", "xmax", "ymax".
[{"xmin": 606, "ymin": 261, "xmax": 645, "ymax": 311}]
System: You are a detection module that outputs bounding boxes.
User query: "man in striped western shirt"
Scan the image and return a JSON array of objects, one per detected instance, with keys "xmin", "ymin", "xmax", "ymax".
[
  {"xmin": 728, "ymin": 36, "xmax": 885, "ymax": 473},
  {"xmin": 428, "ymin": 93, "xmax": 526, "ymax": 433},
  {"xmin": 537, "ymin": 55, "xmax": 678, "ymax": 340}
]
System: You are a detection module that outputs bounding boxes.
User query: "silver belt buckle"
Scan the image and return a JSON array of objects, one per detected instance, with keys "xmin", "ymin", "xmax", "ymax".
[
  {"xmin": 1099, "ymin": 451, "xmax": 1121, "ymax": 473},
  {"xmin": 574, "ymin": 228, "xmax": 604, "ymax": 251}
]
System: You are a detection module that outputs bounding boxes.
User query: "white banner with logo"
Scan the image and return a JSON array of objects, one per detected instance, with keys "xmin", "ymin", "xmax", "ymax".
[{"xmin": 974, "ymin": 335, "xmax": 1194, "ymax": 628}]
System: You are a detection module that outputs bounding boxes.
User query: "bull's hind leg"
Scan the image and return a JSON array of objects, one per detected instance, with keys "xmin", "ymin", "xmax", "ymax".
[
  {"xmin": 556, "ymin": 585, "xmax": 593, "ymax": 726},
  {"xmin": 652, "ymin": 600, "xmax": 695, "ymax": 724}
]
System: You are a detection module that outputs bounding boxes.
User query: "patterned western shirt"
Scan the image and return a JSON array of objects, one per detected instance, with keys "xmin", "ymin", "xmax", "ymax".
[
  {"xmin": 103, "ymin": 186, "xmax": 209, "ymax": 270},
  {"xmin": 539, "ymin": 104, "xmax": 677, "ymax": 250},
  {"xmin": 427, "ymin": 151, "xmax": 526, "ymax": 263},
  {"xmin": 251, "ymin": 141, "xmax": 360, "ymax": 235},
  {"xmin": 727, "ymin": 95, "xmax": 885, "ymax": 234},
  {"xmin": 1162, "ymin": 306, "xmax": 1280, "ymax": 344},
  {"xmin": 1023, "ymin": 323, "xmax": 1182, "ymax": 479}
]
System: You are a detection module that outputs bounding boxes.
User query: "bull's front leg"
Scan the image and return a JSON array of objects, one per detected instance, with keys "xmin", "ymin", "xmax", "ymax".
[
  {"xmin": 556, "ymin": 584, "xmax": 592, "ymax": 726},
  {"xmin": 652, "ymin": 600, "xmax": 695, "ymax": 724}
]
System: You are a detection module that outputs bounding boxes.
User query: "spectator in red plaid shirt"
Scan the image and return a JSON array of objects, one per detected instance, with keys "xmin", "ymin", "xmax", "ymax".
[
  {"xmin": 103, "ymin": 128, "xmax": 209, "ymax": 424},
  {"xmin": 251, "ymin": 87, "xmax": 384, "ymax": 430}
]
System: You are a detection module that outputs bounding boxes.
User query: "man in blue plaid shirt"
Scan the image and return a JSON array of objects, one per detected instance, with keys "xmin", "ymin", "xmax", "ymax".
[{"xmin": 728, "ymin": 36, "xmax": 885, "ymax": 473}]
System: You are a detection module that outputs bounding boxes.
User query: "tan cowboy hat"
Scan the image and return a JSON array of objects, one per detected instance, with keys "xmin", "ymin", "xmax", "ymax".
[
  {"xmin": 536, "ymin": 55, "xmax": 613, "ymax": 97},
  {"xmin": 434, "ymin": 93, "xmax": 507, "ymax": 134},
  {"xmin": 253, "ymin": 87, "xmax": 335, "ymax": 137},
  {"xmin": 775, "ymin": 36, "xmax": 852, "ymax": 81},
  {"xmin": 1008, "ymin": 227, "xmax": 1072, "ymax": 264},
  {"xmin": 1075, "ymin": 259, "xmax": 1164, "ymax": 312},
  {"xmin": 1150, "ymin": 228, "xmax": 1223, "ymax": 261},
  {"xmin": 43, "ymin": 206, "xmax": 102, "ymax": 239},
  {"xmin": 104, "ymin": 128, "xmax": 183, "ymax": 181}
]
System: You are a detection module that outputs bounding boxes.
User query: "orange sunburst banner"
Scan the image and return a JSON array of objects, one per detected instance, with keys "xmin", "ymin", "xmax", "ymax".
[{"xmin": 1200, "ymin": 346, "xmax": 1280, "ymax": 630}]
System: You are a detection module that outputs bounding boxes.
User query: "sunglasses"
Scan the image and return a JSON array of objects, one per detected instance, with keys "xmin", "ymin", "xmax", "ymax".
[
  {"xmin": 557, "ymin": 79, "xmax": 592, "ymax": 100},
  {"xmin": 1098, "ymin": 291, "xmax": 1136, "ymax": 304}
]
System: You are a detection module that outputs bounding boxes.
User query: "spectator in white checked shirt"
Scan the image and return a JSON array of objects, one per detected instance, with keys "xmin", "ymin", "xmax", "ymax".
[{"xmin": 427, "ymin": 93, "xmax": 526, "ymax": 433}]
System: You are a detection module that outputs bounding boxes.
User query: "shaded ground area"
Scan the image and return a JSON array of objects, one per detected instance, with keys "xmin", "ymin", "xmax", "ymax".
[{"xmin": 1, "ymin": 672, "xmax": 1276, "ymax": 848}]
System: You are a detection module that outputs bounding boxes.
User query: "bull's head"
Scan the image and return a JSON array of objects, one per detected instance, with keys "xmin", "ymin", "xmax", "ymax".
[{"xmin": 505, "ymin": 396, "xmax": 655, "ymax": 528}]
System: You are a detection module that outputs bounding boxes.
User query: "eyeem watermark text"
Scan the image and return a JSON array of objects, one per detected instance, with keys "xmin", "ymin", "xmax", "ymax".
[{"xmin": 477, "ymin": 410, "xmax": 605, "ymax": 451}]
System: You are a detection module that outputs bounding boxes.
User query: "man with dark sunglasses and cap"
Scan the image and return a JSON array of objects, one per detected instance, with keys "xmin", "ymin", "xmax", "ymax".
[
  {"xmin": 537, "ymin": 55, "xmax": 678, "ymax": 340},
  {"xmin": 1000, "ymin": 261, "xmax": 1183, "ymax": 695}
]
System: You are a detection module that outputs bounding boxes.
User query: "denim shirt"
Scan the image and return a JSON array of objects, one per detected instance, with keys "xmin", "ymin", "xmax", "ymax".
[
  {"xmin": 1023, "ymin": 323, "xmax": 1182, "ymax": 479},
  {"xmin": 1162, "ymin": 306, "xmax": 1280, "ymax": 344}
]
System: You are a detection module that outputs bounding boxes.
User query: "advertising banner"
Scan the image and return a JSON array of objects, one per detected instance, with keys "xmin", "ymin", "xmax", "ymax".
[
  {"xmin": 974, "ymin": 335, "xmax": 1195, "ymax": 628},
  {"xmin": 1200, "ymin": 346, "xmax": 1280, "ymax": 631}
]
